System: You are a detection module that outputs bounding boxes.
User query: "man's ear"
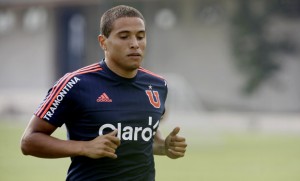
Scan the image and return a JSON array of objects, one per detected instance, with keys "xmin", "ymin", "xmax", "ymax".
[{"xmin": 98, "ymin": 34, "xmax": 107, "ymax": 51}]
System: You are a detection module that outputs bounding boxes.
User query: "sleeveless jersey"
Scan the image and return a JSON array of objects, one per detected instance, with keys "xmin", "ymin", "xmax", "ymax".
[{"xmin": 34, "ymin": 60, "xmax": 167, "ymax": 181}]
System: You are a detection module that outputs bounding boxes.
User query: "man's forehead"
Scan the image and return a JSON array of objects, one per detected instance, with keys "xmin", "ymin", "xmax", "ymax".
[{"xmin": 112, "ymin": 17, "xmax": 145, "ymax": 33}]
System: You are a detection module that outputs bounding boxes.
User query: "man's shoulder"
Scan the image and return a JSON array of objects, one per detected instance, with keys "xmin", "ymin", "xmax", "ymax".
[
  {"xmin": 51, "ymin": 63, "xmax": 102, "ymax": 90},
  {"xmin": 61, "ymin": 62, "xmax": 103, "ymax": 81},
  {"xmin": 138, "ymin": 67, "xmax": 165, "ymax": 81},
  {"xmin": 72, "ymin": 62, "xmax": 102, "ymax": 75},
  {"xmin": 138, "ymin": 67, "xmax": 167, "ymax": 88}
]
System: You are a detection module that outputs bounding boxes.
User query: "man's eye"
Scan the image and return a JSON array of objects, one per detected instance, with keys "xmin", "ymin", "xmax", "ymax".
[
  {"xmin": 120, "ymin": 36, "xmax": 128, "ymax": 39},
  {"xmin": 137, "ymin": 34, "xmax": 146, "ymax": 40}
]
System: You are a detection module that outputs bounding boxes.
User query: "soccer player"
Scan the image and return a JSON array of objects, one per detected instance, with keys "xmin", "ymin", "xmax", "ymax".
[{"xmin": 21, "ymin": 5, "xmax": 187, "ymax": 181}]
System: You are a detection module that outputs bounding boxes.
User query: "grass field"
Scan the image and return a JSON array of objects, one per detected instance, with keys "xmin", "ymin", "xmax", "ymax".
[{"xmin": 1, "ymin": 121, "xmax": 300, "ymax": 181}]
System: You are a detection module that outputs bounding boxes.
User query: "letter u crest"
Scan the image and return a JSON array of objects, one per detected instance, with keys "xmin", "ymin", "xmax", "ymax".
[{"xmin": 145, "ymin": 90, "xmax": 161, "ymax": 108}]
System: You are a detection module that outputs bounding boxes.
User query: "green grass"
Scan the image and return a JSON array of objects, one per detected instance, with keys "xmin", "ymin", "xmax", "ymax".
[
  {"xmin": 1, "ymin": 121, "xmax": 300, "ymax": 181},
  {"xmin": 0, "ymin": 121, "xmax": 70, "ymax": 181},
  {"xmin": 155, "ymin": 132, "xmax": 300, "ymax": 181}
]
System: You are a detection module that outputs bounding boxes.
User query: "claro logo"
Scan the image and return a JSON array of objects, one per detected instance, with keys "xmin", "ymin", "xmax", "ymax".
[{"xmin": 98, "ymin": 117, "xmax": 159, "ymax": 142}]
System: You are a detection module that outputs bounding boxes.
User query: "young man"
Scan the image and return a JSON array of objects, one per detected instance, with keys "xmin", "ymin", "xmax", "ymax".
[{"xmin": 21, "ymin": 5, "xmax": 187, "ymax": 181}]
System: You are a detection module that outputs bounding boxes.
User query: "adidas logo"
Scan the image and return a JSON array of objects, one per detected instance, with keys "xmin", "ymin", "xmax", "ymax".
[{"xmin": 97, "ymin": 93, "xmax": 112, "ymax": 102}]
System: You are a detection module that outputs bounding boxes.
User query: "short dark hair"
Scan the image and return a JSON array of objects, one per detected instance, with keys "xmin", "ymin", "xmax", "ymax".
[{"xmin": 100, "ymin": 5, "xmax": 145, "ymax": 37}]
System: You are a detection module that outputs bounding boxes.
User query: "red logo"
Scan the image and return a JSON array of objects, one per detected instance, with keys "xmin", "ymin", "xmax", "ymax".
[
  {"xmin": 97, "ymin": 93, "xmax": 112, "ymax": 102},
  {"xmin": 145, "ymin": 90, "xmax": 161, "ymax": 108}
]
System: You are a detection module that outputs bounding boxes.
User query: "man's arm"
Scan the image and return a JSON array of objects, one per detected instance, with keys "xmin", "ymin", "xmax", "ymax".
[
  {"xmin": 153, "ymin": 127, "xmax": 187, "ymax": 159},
  {"xmin": 21, "ymin": 115, "xmax": 120, "ymax": 159}
]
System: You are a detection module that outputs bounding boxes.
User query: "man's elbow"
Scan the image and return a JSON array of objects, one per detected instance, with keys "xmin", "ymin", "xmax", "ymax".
[{"xmin": 20, "ymin": 135, "xmax": 32, "ymax": 155}]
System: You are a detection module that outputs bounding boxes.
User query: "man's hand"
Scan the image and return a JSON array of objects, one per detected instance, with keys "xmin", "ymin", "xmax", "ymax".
[
  {"xmin": 82, "ymin": 130, "xmax": 121, "ymax": 159},
  {"xmin": 165, "ymin": 127, "xmax": 187, "ymax": 159}
]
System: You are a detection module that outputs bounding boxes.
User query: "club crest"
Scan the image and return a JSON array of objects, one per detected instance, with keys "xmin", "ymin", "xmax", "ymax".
[{"xmin": 145, "ymin": 89, "xmax": 161, "ymax": 108}]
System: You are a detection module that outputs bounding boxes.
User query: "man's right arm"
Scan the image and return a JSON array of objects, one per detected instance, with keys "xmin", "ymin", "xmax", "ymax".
[{"xmin": 20, "ymin": 115, "xmax": 120, "ymax": 159}]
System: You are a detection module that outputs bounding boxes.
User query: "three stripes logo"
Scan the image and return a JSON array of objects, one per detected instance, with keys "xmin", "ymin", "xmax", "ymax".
[{"xmin": 97, "ymin": 93, "xmax": 112, "ymax": 102}]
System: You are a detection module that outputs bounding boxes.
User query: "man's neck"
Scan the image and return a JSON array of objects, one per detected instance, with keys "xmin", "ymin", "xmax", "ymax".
[{"xmin": 104, "ymin": 59, "xmax": 137, "ymax": 78}]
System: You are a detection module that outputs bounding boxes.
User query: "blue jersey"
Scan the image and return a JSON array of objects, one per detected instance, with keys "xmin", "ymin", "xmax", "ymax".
[{"xmin": 35, "ymin": 60, "xmax": 168, "ymax": 181}]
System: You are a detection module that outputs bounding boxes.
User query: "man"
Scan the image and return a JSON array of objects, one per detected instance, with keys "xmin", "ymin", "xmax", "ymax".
[{"xmin": 21, "ymin": 5, "xmax": 187, "ymax": 181}]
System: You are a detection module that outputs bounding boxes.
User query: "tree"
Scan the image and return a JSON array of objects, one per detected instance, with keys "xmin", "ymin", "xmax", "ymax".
[{"xmin": 231, "ymin": 0, "xmax": 299, "ymax": 94}]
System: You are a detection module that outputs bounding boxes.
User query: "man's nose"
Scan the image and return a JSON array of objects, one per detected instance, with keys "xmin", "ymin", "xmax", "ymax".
[{"xmin": 130, "ymin": 38, "xmax": 139, "ymax": 49}]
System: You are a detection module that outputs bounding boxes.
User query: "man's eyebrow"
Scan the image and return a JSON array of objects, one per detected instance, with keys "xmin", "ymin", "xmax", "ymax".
[{"xmin": 117, "ymin": 30, "xmax": 146, "ymax": 34}]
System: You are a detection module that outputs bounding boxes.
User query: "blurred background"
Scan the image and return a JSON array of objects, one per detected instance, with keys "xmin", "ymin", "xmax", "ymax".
[{"xmin": 0, "ymin": 0, "xmax": 300, "ymax": 180}]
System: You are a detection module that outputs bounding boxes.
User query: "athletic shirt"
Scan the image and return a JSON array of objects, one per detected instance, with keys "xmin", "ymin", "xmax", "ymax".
[{"xmin": 34, "ymin": 60, "xmax": 167, "ymax": 181}]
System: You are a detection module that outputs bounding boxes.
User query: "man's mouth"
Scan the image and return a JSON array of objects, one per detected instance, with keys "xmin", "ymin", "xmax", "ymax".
[{"xmin": 128, "ymin": 53, "xmax": 141, "ymax": 57}]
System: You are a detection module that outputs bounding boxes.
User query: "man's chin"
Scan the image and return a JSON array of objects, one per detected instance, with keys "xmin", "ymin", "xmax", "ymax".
[
  {"xmin": 129, "ymin": 59, "xmax": 142, "ymax": 68},
  {"xmin": 127, "ymin": 64, "xmax": 140, "ymax": 71}
]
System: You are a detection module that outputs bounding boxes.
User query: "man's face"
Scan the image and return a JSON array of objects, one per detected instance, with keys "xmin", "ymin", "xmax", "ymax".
[{"xmin": 101, "ymin": 17, "xmax": 146, "ymax": 74}]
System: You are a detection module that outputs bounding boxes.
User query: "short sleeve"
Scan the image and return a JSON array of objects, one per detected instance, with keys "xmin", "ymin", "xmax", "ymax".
[{"xmin": 34, "ymin": 74, "xmax": 81, "ymax": 127}]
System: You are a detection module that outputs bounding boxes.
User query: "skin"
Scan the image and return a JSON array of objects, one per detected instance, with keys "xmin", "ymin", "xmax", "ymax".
[
  {"xmin": 21, "ymin": 17, "xmax": 187, "ymax": 160},
  {"xmin": 21, "ymin": 116, "xmax": 120, "ymax": 159},
  {"xmin": 98, "ymin": 17, "xmax": 146, "ymax": 78}
]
